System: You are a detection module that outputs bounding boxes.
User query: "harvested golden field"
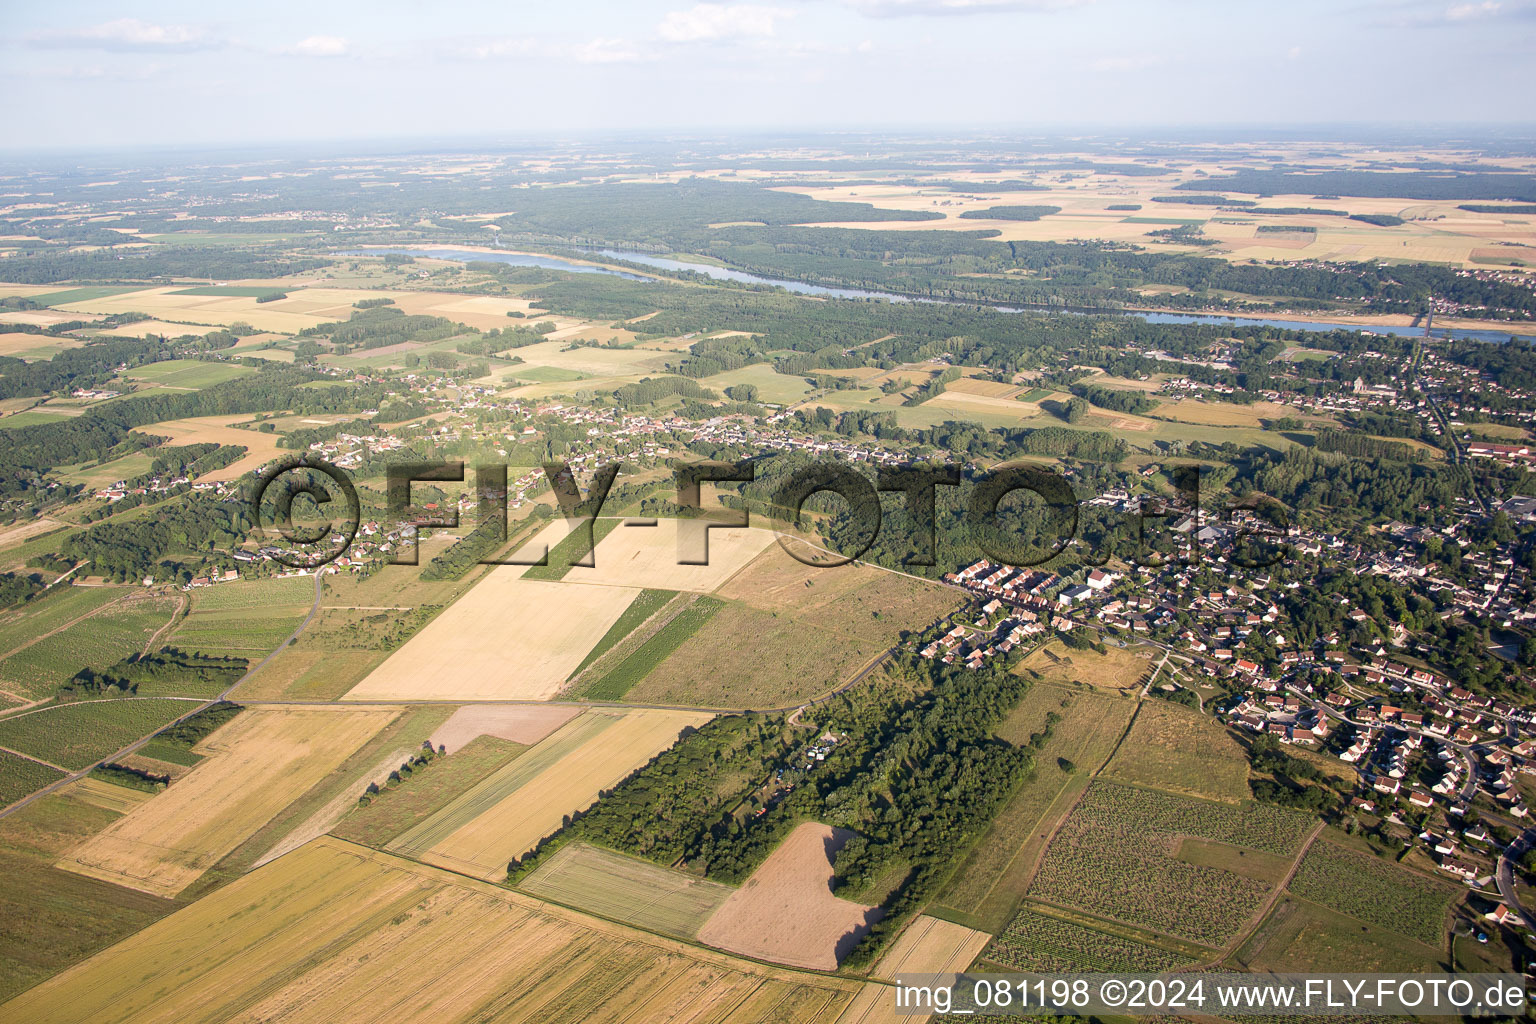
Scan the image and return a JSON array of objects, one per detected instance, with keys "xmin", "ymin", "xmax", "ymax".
[
  {"xmin": 1149, "ymin": 398, "xmax": 1309, "ymax": 428},
  {"xmin": 697, "ymin": 822, "xmax": 880, "ymax": 971},
  {"xmin": 97, "ymin": 319, "xmax": 222, "ymax": 338},
  {"xmin": 130, "ymin": 414, "xmax": 286, "ymax": 481},
  {"xmin": 394, "ymin": 709, "xmax": 711, "ymax": 879},
  {"xmin": 428, "ymin": 704, "xmax": 582, "ymax": 751},
  {"xmin": 341, "ymin": 573, "xmax": 638, "ymax": 701},
  {"xmin": 2, "ymin": 837, "xmax": 859, "ymax": 1024},
  {"xmin": 0, "ymin": 332, "xmax": 88, "ymax": 358},
  {"xmin": 518, "ymin": 841, "xmax": 734, "ymax": 938},
  {"xmin": 563, "ymin": 518, "xmax": 775, "ymax": 593},
  {"xmin": 62, "ymin": 777, "xmax": 154, "ymax": 815},
  {"xmin": 59, "ymin": 707, "xmax": 398, "ymax": 897},
  {"xmin": 872, "ymin": 915, "xmax": 991, "ymax": 978},
  {"xmin": 1101, "ymin": 700, "xmax": 1251, "ymax": 804},
  {"xmin": 52, "ymin": 286, "xmax": 330, "ymax": 334},
  {"xmin": 1019, "ymin": 642, "xmax": 1154, "ymax": 691},
  {"xmin": 945, "ymin": 377, "xmax": 1021, "ymax": 399}
]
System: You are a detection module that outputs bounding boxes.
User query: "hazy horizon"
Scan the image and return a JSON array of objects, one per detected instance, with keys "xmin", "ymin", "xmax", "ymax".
[{"xmin": 4, "ymin": 0, "xmax": 1536, "ymax": 151}]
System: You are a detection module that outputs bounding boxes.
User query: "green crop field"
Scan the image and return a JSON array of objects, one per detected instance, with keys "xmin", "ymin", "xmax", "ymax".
[
  {"xmin": 0, "ymin": 698, "xmax": 193, "ymax": 771},
  {"xmin": 569, "ymin": 588, "xmax": 676, "ymax": 678},
  {"xmin": 936, "ymin": 684, "xmax": 1135, "ymax": 931},
  {"xmin": 1287, "ymin": 839, "xmax": 1458, "ymax": 946},
  {"xmin": 1028, "ymin": 782, "xmax": 1313, "ymax": 947},
  {"xmin": 333, "ymin": 734, "xmax": 526, "ymax": 849},
  {"xmin": 0, "ymin": 412, "xmax": 72, "ymax": 431},
  {"xmin": 517, "ymin": 841, "xmax": 733, "ymax": 939},
  {"xmin": 0, "ymin": 750, "xmax": 66, "ymax": 809},
  {"xmin": 169, "ymin": 605, "xmax": 308, "ymax": 655},
  {"xmin": 122, "ymin": 360, "xmax": 255, "ymax": 389},
  {"xmin": 0, "ymin": 596, "xmax": 179, "ymax": 700},
  {"xmin": 1235, "ymin": 896, "xmax": 1448, "ymax": 973},
  {"xmin": 519, "ymin": 518, "xmax": 620, "ymax": 581},
  {"xmin": 30, "ymin": 286, "xmax": 146, "ymax": 307},
  {"xmin": 580, "ymin": 596, "xmax": 724, "ymax": 701},
  {"xmin": 187, "ymin": 576, "xmax": 315, "ymax": 611},
  {"xmin": 699, "ymin": 363, "xmax": 815, "ymax": 406},
  {"xmin": 0, "ymin": 790, "xmax": 176, "ymax": 1001},
  {"xmin": 169, "ymin": 286, "xmax": 288, "ymax": 297},
  {"xmin": 386, "ymin": 712, "xmax": 617, "ymax": 859},
  {"xmin": 0, "ymin": 587, "xmax": 120, "ymax": 655},
  {"xmin": 506, "ymin": 365, "xmax": 590, "ymax": 383},
  {"xmin": 984, "ymin": 906, "xmax": 1194, "ymax": 973}
]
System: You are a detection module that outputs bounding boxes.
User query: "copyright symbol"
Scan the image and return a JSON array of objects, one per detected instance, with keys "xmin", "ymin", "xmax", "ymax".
[
  {"xmin": 250, "ymin": 456, "xmax": 361, "ymax": 569},
  {"xmin": 1100, "ymin": 980, "xmax": 1126, "ymax": 1007}
]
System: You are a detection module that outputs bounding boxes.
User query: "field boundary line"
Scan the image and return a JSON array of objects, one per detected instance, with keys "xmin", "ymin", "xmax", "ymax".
[
  {"xmin": 140, "ymin": 593, "xmax": 188, "ymax": 656},
  {"xmin": 0, "ymin": 744, "xmax": 69, "ymax": 773},
  {"xmin": 0, "ymin": 590, "xmax": 130, "ymax": 663},
  {"xmin": 0, "ymin": 570, "xmax": 326, "ymax": 821},
  {"xmin": 1217, "ymin": 818, "xmax": 1326, "ymax": 964}
]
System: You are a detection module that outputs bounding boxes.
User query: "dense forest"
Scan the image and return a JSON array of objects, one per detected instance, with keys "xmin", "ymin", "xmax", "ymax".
[{"xmin": 510, "ymin": 656, "xmax": 1036, "ymax": 967}]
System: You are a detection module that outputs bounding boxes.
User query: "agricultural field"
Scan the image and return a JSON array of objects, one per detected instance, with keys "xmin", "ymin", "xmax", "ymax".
[
  {"xmin": 331, "ymin": 734, "xmax": 526, "ymax": 849},
  {"xmin": 119, "ymin": 359, "xmax": 255, "ymax": 390},
  {"xmin": 0, "ymin": 788, "xmax": 177, "ymax": 1003},
  {"xmin": 621, "ymin": 600, "xmax": 885, "ymax": 708},
  {"xmin": 871, "ymin": 915, "xmax": 991, "ymax": 979},
  {"xmin": 983, "ymin": 906, "xmax": 1195, "ymax": 973},
  {"xmin": 569, "ymin": 587, "xmax": 677, "ymax": 678},
  {"xmin": 1234, "ymin": 896, "xmax": 1448, "ymax": 973},
  {"xmin": 716, "ymin": 552, "xmax": 963, "ymax": 645},
  {"xmin": 1286, "ymin": 839, "xmax": 1459, "ymax": 946},
  {"xmin": 934, "ymin": 684, "xmax": 1136, "ymax": 930},
  {"xmin": 126, "ymin": 415, "xmax": 284, "ymax": 481},
  {"xmin": 696, "ymin": 822, "xmax": 880, "ymax": 971},
  {"xmin": 1018, "ymin": 641, "xmax": 1155, "ymax": 691},
  {"xmin": 0, "ymin": 698, "xmax": 192, "ymax": 771},
  {"xmin": 1027, "ymin": 782, "xmax": 1313, "ymax": 947},
  {"xmin": 390, "ymin": 709, "xmax": 710, "ymax": 879},
  {"xmin": 60, "ymin": 707, "xmax": 398, "ymax": 897},
  {"xmin": 573, "ymin": 593, "xmax": 718, "ymax": 700},
  {"xmin": 169, "ymin": 600, "xmax": 308, "ymax": 657},
  {"xmin": 63, "ymin": 777, "xmax": 154, "ymax": 815},
  {"xmin": 699, "ymin": 364, "xmax": 816, "ymax": 406},
  {"xmin": 341, "ymin": 572, "xmax": 639, "ymax": 701},
  {"xmin": 0, "ymin": 750, "xmax": 65, "ymax": 809},
  {"xmin": 517, "ymin": 841, "xmax": 735, "ymax": 939},
  {"xmin": 183, "ymin": 575, "xmax": 316, "ymax": 609},
  {"xmin": 3, "ymin": 837, "xmax": 861, "ymax": 1024},
  {"xmin": 0, "ymin": 586, "xmax": 121, "ymax": 659},
  {"xmin": 562, "ymin": 519, "xmax": 775, "ymax": 592},
  {"xmin": 429, "ymin": 704, "xmax": 581, "ymax": 751},
  {"xmin": 0, "ymin": 594, "xmax": 180, "ymax": 700},
  {"xmin": 1100, "ymin": 700, "xmax": 1252, "ymax": 804},
  {"xmin": 0, "ymin": 332, "xmax": 90, "ymax": 359}
]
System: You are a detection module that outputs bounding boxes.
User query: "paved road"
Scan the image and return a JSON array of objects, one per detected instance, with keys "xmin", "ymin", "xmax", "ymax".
[
  {"xmin": 1496, "ymin": 827, "xmax": 1536, "ymax": 923},
  {"xmin": 1290, "ymin": 686, "xmax": 1481, "ymax": 803}
]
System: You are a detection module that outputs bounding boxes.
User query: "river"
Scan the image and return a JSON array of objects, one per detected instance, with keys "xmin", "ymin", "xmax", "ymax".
[{"xmin": 343, "ymin": 247, "xmax": 1525, "ymax": 343}]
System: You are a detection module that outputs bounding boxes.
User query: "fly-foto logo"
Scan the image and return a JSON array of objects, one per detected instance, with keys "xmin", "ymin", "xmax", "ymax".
[{"xmin": 249, "ymin": 458, "xmax": 1290, "ymax": 571}]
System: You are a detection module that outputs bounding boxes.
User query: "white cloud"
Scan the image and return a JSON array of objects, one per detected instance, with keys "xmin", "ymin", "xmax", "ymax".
[
  {"xmin": 460, "ymin": 37, "xmax": 540, "ymax": 60},
  {"xmin": 571, "ymin": 37, "xmax": 644, "ymax": 63},
  {"xmin": 290, "ymin": 35, "xmax": 350, "ymax": 57},
  {"xmin": 30, "ymin": 18, "xmax": 220, "ymax": 52},
  {"xmin": 1446, "ymin": 0, "xmax": 1501, "ymax": 18},
  {"xmin": 1287, "ymin": 45, "xmax": 1303, "ymax": 59},
  {"xmin": 658, "ymin": 4, "xmax": 792, "ymax": 41},
  {"xmin": 842, "ymin": 0, "xmax": 1089, "ymax": 15}
]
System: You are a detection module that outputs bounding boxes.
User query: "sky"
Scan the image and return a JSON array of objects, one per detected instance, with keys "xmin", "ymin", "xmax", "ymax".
[{"xmin": 3, "ymin": 0, "xmax": 1535, "ymax": 151}]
